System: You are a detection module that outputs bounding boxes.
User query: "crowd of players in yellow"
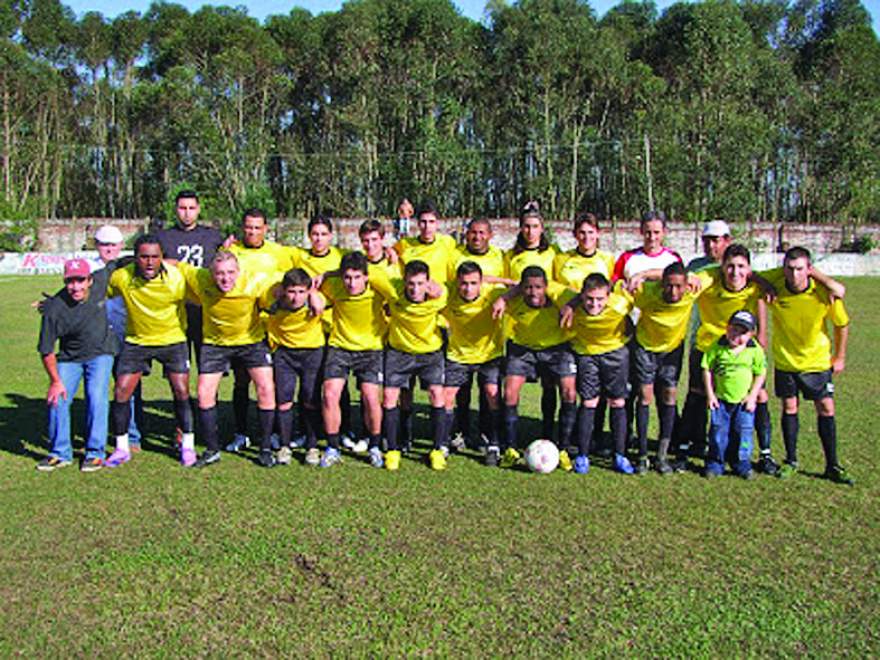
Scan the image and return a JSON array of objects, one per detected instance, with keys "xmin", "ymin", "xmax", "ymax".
[{"xmin": 35, "ymin": 192, "xmax": 853, "ymax": 484}]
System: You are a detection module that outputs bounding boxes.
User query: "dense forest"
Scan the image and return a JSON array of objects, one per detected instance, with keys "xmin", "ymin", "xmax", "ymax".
[{"xmin": 1, "ymin": 0, "xmax": 878, "ymax": 231}]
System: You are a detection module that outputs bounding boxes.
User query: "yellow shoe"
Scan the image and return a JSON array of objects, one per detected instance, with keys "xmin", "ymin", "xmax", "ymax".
[
  {"xmin": 558, "ymin": 448, "xmax": 573, "ymax": 472},
  {"xmin": 385, "ymin": 450, "xmax": 401, "ymax": 471},
  {"xmin": 429, "ymin": 449, "xmax": 447, "ymax": 471},
  {"xmin": 500, "ymin": 447, "xmax": 521, "ymax": 469}
]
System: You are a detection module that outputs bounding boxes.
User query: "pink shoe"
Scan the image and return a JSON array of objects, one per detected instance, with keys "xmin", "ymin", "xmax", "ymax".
[
  {"xmin": 180, "ymin": 446, "xmax": 197, "ymax": 468},
  {"xmin": 105, "ymin": 449, "xmax": 131, "ymax": 468}
]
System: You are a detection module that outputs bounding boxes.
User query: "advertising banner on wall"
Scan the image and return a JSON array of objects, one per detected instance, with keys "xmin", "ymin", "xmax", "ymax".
[{"xmin": 0, "ymin": 252, "xmax": 100, "ymax": 275}]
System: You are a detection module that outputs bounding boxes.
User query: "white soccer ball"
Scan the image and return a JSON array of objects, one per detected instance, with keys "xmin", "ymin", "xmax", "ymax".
[{"xmin": 525, "ymin": 439, "xmax": 559, "ymax": 474}]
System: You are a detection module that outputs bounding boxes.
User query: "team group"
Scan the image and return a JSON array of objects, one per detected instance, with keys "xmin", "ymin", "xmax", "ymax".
[{"xmin": 35, "ymin": 192, "xmax": 853, "ymax": 484}]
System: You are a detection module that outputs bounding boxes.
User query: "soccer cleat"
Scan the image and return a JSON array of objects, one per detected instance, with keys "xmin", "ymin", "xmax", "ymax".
[
  {"xmin": 193, "ymin": 450, "xmax": 221, "ymax": 468},
  {"xmin": 304, "ymin": 448, "xmax": 321, "ymax": 466},
  {"xmin": 80, "ymin": 457, "xmax": 103, "ymax": 473},
  {"xmin": 130, "ymin": 443, "xmax": 142, "ymax": 453},
  {"xmin": 635, "ymin": 456, "xmax": 650, "ymax": 475},
  {"xmin": 257, "ymin": 449, "xmax": 276, "ymax": 468},
  {"xmin": 740, "ymin": 469, "xmax": 756, "ymax": 481},
  {"xmin": 36, "ymin": 456, "xmax": 72, "ymax": 472},
  {"xmin": 368, "ymin": 446, "xmax": 384, "ymax": 468},
  {"xmin": 558, "ymin": 449, "xmax": 573, "ymax": 472},
  {"xmin": 655, "ymin": 457, "xmax": 673, "ymax": 475},
  {"xmin": 429, "ymin": 449, "xmax": 447, "ymax": 471},
  {"xmin": 450, "ymin": 432, "xmax": 467, "ymax": 453},
  {"xmin": 269, "ymin": 433, "xmax": 281, "ymax": 451},
  {"xmin": 104, "ymin": 449, "xmax": 131, "ymax": 468},
  {"xmin": 613, "ymin": 453, "xmax": 635, "ymax": 475},
  {"xmin": 352, "ymin": 439, "xmax": 369, "ymax": 454},
  {"xmin": 758, "ymin": 455, "xmax": 780, "ymax": 476},
  {"xmin": 340, "ymin": 433, "xmax": 357, "ymax": 451},
  {"xmin": 824, "ymin": 464, "xmax": 854, "ymax": 486},
  {"xmin": 485, "ymin": 446, "xmax": 500, "ymax": 467},
  {"xmin": 276, "ymin": 446, "xmax": 292, "ymax": 465},
  {"xmin": 385, "ymin": 450, "xmax": 401, "ymax": 471},
  {"xmin": 670, "ymin": 457, "xmax": 688, "ymax": 473},
  {"xmin": 703, "ymin": 468, "xmax": 720, "ymax": 479},
  {"xmin": 290, "ymin": 434, "xmax": 306, "ymax": 449},
  {"xmin": 500, "ymin": 447, "xmax": 521, "ymax": 469},
  {"xmin": 776, "ymin": 461, "xmax": 798, "ymax": 479},
  {"xmin": 573, "ymin": 455, "xmax": 590, "ymax": 475},
  {"xmin": 319, "ymin": 447, "xmax": 341, "ymax": 468},
  {"xmin": 225, "ymin": 434, "xmax": 250, "ymax": 453},
  {"xmin": 180, "ymin": 446, "xmax": 197, "ymax": 468}
]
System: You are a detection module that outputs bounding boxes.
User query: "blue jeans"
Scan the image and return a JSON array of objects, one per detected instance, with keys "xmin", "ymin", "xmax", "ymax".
[
  {"xmin": 707, "ymin": 400, "xmax": 754, "ymax": 476},
  {"xmin": 47, "ymin": 355, "xmax": 113, "ymax": 461}
]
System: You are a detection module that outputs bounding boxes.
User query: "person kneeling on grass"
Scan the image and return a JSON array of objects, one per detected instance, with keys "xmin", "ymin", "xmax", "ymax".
[
  {"xmin": 702, "ymin": 310, "xmax": 766, "ymax": 480},
  {"xmin": 560, "ymin": 273, "xmax": 634, "ymax": 475},
  {"xmin": 372, "ymin": 260, "xmax": 449, "ymax": 471},
  {"xmin": 36, "ymin": 259, "xmax": 117, "ymax": 473}
]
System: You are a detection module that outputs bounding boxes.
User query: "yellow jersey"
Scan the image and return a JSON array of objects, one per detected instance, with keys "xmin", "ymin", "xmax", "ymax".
[
  {"xmin": 320, "ymin": 278, "xmax": 388, "ymax": 352},
  {"xmin": 568, "ymin": 283, "xmax": 633, "ymax": 356},
  {"xmin": 504, "ymin": 246, "xmax": 558, "ymax": 283},
  {"xmin": 178, "ymin": 263, "xmax": 275, "ymax": 346},
  {"xmin": 506, "ymin": 282, "xmax": 571, "ymax": 350},
  {"xmin": 695, "ymin": 271, "xmax": 763, "ymax": 352},
  {"xmin": 553, "ymin": 249, "xmax": 615, "ymax": 291},
  {"xmin": 371, "ymin": 276, "xmax": 448, "ymax": 354},
  {"xmin": 367, "ymin": 255, "xmax": 403, "ymax": 282},
  {"xmin": 443, "ymin": 285, "xmax": 505, "ymax": 364},
  {"xmin": 295, "ymin": 246, "xmax": 346, "ymax": 277},
  {"xmin": 108, "ymin": 263, "xmax": 188, "ymax": 346},
  {"xmin": 394, "ymin": 234, "xmax": 458, "ymax": 285},
  {"xmin": 228, "ymin": 240, "xmax": 297, "ymax": 276},
  {"xmin": 762, "ymin": 268, "xmax": 850, "ymax": 372},
  {"xmin": 259, "ymin": 286, "xmax": 326, "ymax": 351},
  {"xmin": 633, "ymin": 271, "xmax": 712, "ymax": 353},
  {"xmin": 448, "ymin": 244, "xmax": 506, "ymax": 281}
]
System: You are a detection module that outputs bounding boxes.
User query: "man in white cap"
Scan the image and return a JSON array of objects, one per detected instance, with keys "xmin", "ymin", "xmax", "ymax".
[
  {"xmin": 36, "ymin": 259, "xmax": 117, "ymax": 472},
  {"xmin": 687, "ymin": 220, "xmax": 732, "ymax": 273},
  {"xmin": 92, "ymin": 225, "xmax": 145, "ymax": 451}
]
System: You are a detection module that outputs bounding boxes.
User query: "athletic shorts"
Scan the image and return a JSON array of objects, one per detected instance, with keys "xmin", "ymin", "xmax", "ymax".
[
  {"xmin": 384, "ymin": 347, "xmax": 444, "ymax": 389},
  {"xmin": 444, "ymin": 357, "xmax": 503, "ymax": 388},
  {"xmin": 274, "ymin": 346, "xmax": 324, "ymax": 406},
  {"xmin": 116, "ymin": 341, "xmax": 190, "ymax": 376},
  {"xmin": 631, "ymin": 341, "xmax": 684, "ymax": 389},
  {"xmin": 687, "ymin": 347, "xmax": 705, "ymax": 391},
  {"xmin": 576, "ymin": 346, "xmax": 630, "ymax": 400},
  {"xmin": 504, "ymin": 341, "xmax": 577, "ymax": 381},
  {"xmin": 324, "ymin": 346, "xmax": 382, "ymax": 385},
  {"xmin": 199, "ymin": 342, "xmax": 273, "ymax": 374},
  {"xmin": 774, "ymin": 368, "xmax": 834, "ymax": 401}
]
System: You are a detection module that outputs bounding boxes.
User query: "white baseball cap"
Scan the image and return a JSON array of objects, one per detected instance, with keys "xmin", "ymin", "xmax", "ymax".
[
  {"xmin": 94, "ymin": 225, "xmax": 124, "ymax": 244},
  {"xmin": 702, "ymin": 220, "xmax": 731, "ymax": 237}
]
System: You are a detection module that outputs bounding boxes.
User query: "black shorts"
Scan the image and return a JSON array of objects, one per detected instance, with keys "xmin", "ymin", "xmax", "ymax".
[
  {"xmin": 384, "ymin": 347, "xmax": 444, "ymax": 389},
  {"xmin": 774, "ymin": 368, "xmax": 834, "ymax": 401},
  {"xmin": 199, "ymin": 342, "xmax": 273, "ymax": 374},
  {"xmin": 688, "ymin": 347, "xmax": 704, "ymax": 391},
  {"xmin": 116, "ymin": 341, "xmax": 190, "ymax": 376},
  {"xmin": 444, "ymin": 357, "xmax": 503, "ymax": 388},
  {"xmin": 324, "ymin": 346, "xmax": 383, "ymax": 385},
  {"xmin": 274, "ymin": 347, "xmax": 324, "ymax": 406},
  {"xmin": 632, "ymin": 341, "xmax": 684, "ymax": 389},
  {"xmin": 505, "ymin": 341, "xmax": 577, "ymax": 382},
  {"xmin": 576, "ymin": 346, "xmax": 629, "ymax": 400}
]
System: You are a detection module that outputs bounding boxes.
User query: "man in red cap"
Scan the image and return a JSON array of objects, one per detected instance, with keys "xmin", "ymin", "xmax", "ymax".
[{"xmin": 36, "ymin": 259, "xmax": 117, "ymax": 472}]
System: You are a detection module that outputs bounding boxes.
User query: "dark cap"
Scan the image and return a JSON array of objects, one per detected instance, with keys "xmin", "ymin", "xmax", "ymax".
[{"xmin": 729, "ymin": 310, "xmax": 756, "ymax": 331}]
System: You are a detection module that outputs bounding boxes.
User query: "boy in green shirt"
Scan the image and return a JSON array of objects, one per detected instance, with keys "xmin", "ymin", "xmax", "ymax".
[{"xmin": 702, "ymin": 310, "xmax": 766, "ymax": 479}]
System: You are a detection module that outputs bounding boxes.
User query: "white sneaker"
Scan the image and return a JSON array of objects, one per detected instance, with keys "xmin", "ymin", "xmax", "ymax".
[
  {"xmin": 341, "ymin": 435, "xmax": 356, "ymax": 451},
  {"xmin": 276, "ymin": 446, "xmax": 292, "ymax": 465},
  {"xmin": 304, "ymin": 448, "xmax": 321, "ymax": 466},
  {"xmin": 450, "ymin": 432, "xmax": 467, "ymax": 452},
  {"xmin": 368, "ymin": 446, "xmax": 384, "ymax": 468},
  {"xmin": 352, "ymin": 439, "xmax": 369, "ymax": 454}
]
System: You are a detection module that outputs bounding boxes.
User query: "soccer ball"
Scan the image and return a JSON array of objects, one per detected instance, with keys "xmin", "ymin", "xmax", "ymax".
[{"xmin": 525, "ymin": 439, "xmax": 559, "ymax": 474}]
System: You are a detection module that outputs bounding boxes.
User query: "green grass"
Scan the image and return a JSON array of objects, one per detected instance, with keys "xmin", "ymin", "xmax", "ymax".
[{"xmin": 1, "ymin": 275, "xmax": 878, "ymax": 655}]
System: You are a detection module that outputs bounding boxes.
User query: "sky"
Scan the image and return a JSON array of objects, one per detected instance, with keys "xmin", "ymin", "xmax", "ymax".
[{"xmin": 63, "ymin": 0, "xmax": 880, "ymax": 37}]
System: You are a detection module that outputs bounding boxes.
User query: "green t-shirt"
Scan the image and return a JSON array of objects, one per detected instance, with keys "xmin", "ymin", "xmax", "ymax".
[{"xmin": 702, "ymin": 337, "xmax": 766, "ymax": 403}]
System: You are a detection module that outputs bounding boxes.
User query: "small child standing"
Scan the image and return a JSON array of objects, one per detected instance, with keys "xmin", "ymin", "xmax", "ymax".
[{"xmin": 702, "ymin": 310, "xmax": 767, "ymax": 479}]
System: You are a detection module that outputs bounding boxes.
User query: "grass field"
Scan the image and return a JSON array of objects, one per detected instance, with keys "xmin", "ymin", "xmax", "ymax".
[{"xmin": 1, "ymin": 275, "xmax": 878, "ymax": 656}]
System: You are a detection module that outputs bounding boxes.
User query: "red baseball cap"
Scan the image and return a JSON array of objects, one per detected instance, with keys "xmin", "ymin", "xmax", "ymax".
[{"xmin": 64, "ymin": 259, "xmax": 91, "ymax": 280}]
